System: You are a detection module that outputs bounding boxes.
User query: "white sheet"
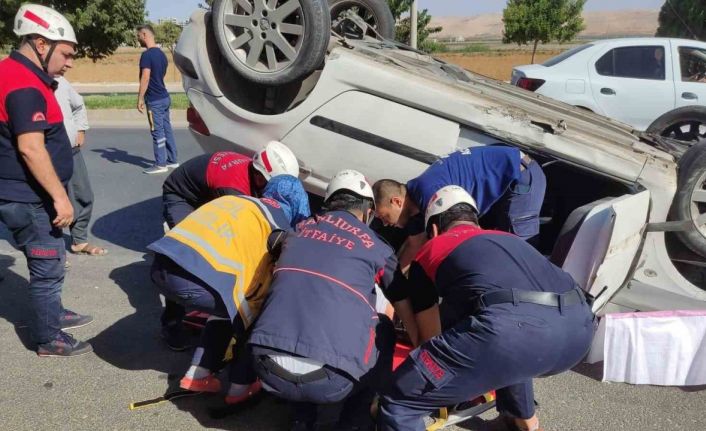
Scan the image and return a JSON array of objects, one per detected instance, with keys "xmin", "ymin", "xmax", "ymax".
[{"xmin": 599, "ymin": 310, "xmax": 706, "ymax": 386}]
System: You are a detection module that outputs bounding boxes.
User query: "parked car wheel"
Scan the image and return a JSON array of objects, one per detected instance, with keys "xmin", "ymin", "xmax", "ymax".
[
  {"xmin": 647, "ymin": 106, "xmax": 706, "ymax": 144},
  {"xmin": 671, "ymin": 141, "xmax": 706, "ymax": 257},
  {"xmin": 329, "ymin": 0, "xmax": 395, "ymax": 39},
  {"xmin": 212, "ymin": 0, "xmax": 330, "ymax": 85}
]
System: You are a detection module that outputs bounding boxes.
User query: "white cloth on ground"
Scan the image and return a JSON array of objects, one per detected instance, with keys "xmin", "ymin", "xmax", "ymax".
[{"xmin": 597, "ymin": 310, "xmax": 706, "ymax": 386}]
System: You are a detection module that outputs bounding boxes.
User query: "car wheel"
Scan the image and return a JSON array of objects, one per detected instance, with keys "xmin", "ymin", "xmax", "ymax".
[
  {"xmin": 329, "ymin": 0, "xmax": 395, "ymax": 39},
  {"xmin": 671, "ymin": 140, "xmax": 706, "ymax": 257},
  {"xmin": 647, "ymin": 106, "xmax": 706, "ymax": 144},
  {"xmin": 212, "ymin": 0, "xmax": 330, "ymax": 85}
]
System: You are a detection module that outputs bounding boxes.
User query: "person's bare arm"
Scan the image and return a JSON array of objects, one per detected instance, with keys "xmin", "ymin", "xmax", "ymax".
[
  {"xmin": 398, "ymin": 233, "xmax": 427, "ymax": 272},
  {"xmin": 137, "ymin": 68, "xmax": 151, "ymax": 113},
  {"xmin": 17, "ymin": 132, "xmax": 73, "ymax": 227},
  {"xmin": 415, "ymin": 304, "xmax": 441, "ymax": 344},
  {"xmin": 392, "ymin": 299, "xmax": 420, "ymax": 346}
]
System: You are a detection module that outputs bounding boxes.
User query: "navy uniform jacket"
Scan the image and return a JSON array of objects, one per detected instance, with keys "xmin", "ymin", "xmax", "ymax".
[
  {"xmin": 0, "ymin": 52, "xmax": 72, "ymax": 203},
  {"xmin": 249, "ymin": 210, "xmax": 397, "ymax": 380},
  {"xmin": 407, "ymin": 225, "xmax": 577, "ymax": 320}
]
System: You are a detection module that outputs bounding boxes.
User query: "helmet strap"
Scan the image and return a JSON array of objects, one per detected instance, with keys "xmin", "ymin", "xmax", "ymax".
[{"xmin": 28, "ymin": 37, "xmax": 56, "ymax": 73}]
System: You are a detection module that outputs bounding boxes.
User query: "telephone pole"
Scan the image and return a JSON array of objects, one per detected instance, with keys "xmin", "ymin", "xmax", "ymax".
[{"xmin": 410, "ymin": 0, "xmax": 418, "ymax": 49}]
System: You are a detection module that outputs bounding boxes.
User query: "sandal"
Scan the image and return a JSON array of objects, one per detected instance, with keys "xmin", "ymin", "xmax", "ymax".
[{"xmin": 71, "ymin": 243, "xmax": 108, "ymax": 256}]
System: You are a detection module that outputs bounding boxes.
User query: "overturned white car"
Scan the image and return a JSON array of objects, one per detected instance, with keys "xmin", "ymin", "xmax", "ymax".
[{"xmin": 173, "ymin": 1, "xmax": 706, "ymax": 319}]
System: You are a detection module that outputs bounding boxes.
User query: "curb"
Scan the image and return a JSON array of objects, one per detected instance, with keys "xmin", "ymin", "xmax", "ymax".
[
  {"xmin": 75, "ymin": 82, "xmax": 183, "ymax": 95},
  {"xmin": 88, "ymin": 109, "xmax": 188, "ymax": 128}
]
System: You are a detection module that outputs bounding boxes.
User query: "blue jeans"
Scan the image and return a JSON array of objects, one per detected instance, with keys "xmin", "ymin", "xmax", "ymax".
[
  {"xmin": 378, "ymin": 300, "xmax": 595, "ymax": 431},
  {"xmin": 0, "ymin": 200, "xmax": 65, "ymax": 344},
  {"xmin": 483, "ymin": 159, "xmax": 547, "ymax": 241},
  {"xmin": 146, "ymin": 97, "xmax": 177, "ymax": 167}
]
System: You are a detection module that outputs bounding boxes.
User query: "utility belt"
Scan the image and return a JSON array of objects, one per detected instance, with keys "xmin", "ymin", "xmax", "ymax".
[
  {"xmin": 472, "ymin": 287, "xmax": 592, "ymax": 315},
  {"xmin": 258, "ymin": 355, "xmax": 329, "ymax": 384}
]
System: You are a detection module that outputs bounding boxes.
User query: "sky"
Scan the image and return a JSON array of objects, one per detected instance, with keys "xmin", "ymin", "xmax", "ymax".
[{"xmin": 147, "ymin": 0, "xmax": 666, "ymax": 21}]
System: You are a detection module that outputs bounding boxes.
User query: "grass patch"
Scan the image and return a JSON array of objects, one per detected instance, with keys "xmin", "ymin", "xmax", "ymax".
[
  {"xmin": 457, "ymin": 43, "xmax": 491, "ymax": 54},
  {"xmin": 84, "ymin": 93, "xmax": 189, "ymax": 110}
]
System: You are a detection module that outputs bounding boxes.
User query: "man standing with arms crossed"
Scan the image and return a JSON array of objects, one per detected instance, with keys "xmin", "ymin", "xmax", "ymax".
[
  {"xmin": 136, "ymin": 24, "xmax": 178, "ymax": 174},
  {"xmin": 0, "ymin": 4, "xmax": 92, "ymax": 357}
]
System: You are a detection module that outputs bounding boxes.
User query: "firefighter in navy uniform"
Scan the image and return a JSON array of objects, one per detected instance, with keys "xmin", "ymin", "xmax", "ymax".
[
  {"xmin": 0, "ymin": 4, "xmax": 92, "ymax": 357},
  {"xmin": 378, "ymin": 186, "xmax": 595, "ymax": 431},
  {"xmin": 248, "ymin": 170, "xmax": 399, "ymax": 431}
]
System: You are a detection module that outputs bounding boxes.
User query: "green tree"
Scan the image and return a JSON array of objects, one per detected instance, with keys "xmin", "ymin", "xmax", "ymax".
[
  {"xmin": 656, "ymin": 0, "xmax": 706, "ymax": 41},
  {"xmin": 0, "ymin": 0, "xmax": 146, "ymax": 61},
  {"xmin": 502, "ymin": 0, "xmax": 586, "ymax": 64},
  {"xmin": 386, "ymin": 0, "xmax": 442, "ymax": 51},
  {"xmin": 154, "ymin": 21, "xmax": 182, "ymax": 54}
]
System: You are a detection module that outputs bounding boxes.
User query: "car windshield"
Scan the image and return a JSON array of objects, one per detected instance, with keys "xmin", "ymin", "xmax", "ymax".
[{"xmin": 543, "ymin": 44, "xmax": 593, "ymax": 67}]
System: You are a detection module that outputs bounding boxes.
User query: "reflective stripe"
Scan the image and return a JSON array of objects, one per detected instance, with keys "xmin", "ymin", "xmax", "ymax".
[
  {"xmin": 274, "ymin": 267, "xmax": 376, "ymax": 313},
  {"xmin": 169, "ymin": 226, "xmax": 253, "ymax": 323},
  {"xmin": 169, "ymin": 227, "xmax": 244, "ymax": 273}
]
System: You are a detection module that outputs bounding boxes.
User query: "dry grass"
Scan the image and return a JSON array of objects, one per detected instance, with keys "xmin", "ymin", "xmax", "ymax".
[
  {"xmin": 437, "ymin": 51, "xmax": 561, "ymax": 81},
  {"xmin": 68, "ymin": 48, "xmax": 182, "ymax": 83}
]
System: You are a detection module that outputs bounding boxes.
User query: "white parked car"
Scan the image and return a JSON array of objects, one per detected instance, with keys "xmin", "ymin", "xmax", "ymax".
[
  {"xmin": 174, "ymin": 2, "xmax": 706, "ymax": 320},
  {"xmin": 511, "ymin": 38, "xmax": 706, "ymax": 143}
]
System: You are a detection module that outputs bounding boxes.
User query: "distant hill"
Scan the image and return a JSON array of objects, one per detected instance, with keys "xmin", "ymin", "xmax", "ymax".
[{"xmin": 431, "ymin": 10, "xmax": 659, "ymax": 41}]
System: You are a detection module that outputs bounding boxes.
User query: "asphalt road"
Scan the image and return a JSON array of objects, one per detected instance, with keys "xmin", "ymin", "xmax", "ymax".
[{"xmin": 0, "ymin": 127, "xmax": 705, "ymax": 431}]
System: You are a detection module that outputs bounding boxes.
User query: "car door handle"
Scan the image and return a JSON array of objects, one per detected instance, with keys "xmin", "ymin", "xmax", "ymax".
[
  {"xmin": 600, "ymin": 87, "xmax": 616, "ymax": 95},
  {"xmin": 682, "ymin": 92, "xmax": 698, "ymax": 100}
]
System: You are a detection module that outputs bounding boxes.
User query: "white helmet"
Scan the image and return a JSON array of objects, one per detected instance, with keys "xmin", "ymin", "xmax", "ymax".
[
  {"xmin": 252, "ymin": 141, "xmax": 299, "ymax": 181},
  {"xmin": 14, "ymin": 4, "xmax": 77, "ymax": 44},
  {"xmin": 425, "ymin": 185, "xmax": 479, "ymax": 228},
  {"xmin": 325, "ymin": 170, "xmax": 374, "ymax": 204}
]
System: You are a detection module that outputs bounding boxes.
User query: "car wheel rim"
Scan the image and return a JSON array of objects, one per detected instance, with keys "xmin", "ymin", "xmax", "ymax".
[
  {"xmin": 690, "ymin": 169, "xmax": 706, "ymax": 237},
  {"xmin": 661, "ymin": 120, "xmax": 706, "ymax": 143},
  {"xmin": 331, "ymin": 2, "xmax": 381, "ymax": 38},
  {"xmin": 219, "ymin": 0, "xmax": 305, "ymax": 74}
]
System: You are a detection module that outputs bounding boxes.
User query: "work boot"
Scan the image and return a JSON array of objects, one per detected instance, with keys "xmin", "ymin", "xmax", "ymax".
[
  {"xmin": 37, "ymin": 331, "xmax": 93, "ymax": 357},
  {"xmin": 60, "ymin": 309, "xmax": 94, "ymax": 330},
  {"xmin": 161, "ymin": 323, "xmax": 192, "ymax": 351}
]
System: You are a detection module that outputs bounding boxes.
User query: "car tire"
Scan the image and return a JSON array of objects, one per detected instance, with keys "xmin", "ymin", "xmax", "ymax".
[
  {"xmin": 670, "ymin": 141, "xmax": 706, "ymax": 257},
  {"xmin": 212, "ymin": 0, "xmax": 330, "ymax": 86},
  {"xmin": 647, "ymin": 106, "xmax": 706, "ymax": 144},
  {"xmin": 329, "ymin": 0, "xmax": 395, "ymax": 39}
]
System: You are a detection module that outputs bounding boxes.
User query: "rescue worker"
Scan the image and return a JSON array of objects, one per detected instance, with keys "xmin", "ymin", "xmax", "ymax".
[
  {"xmin": 373, "ymin": 145, "xmax": 546, "ymax": 268},
  {"xmin": 150, "ymin": 175, "xmax": 311, "ymax": 404},
  {"xmin": 0, "ymin": 4, "xmax": 92, "ymax": 357},
  {"xmin": 248, "ymin": 170, "xmax": 399, "ymax": 431},
  {"xmin": 377, "ymin": 186, "xmax": 595, "ymax": 431},
  {"xmin": 159, "ymin": 141, "xmax": 300, "ymax": 349}
]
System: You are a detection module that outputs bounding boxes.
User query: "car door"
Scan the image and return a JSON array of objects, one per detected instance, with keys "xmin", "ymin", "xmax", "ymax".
[
  {"xmin": 588, "ymin": 42, "xmax": 676, "ymax": 131},
  {"xmin": 560, "ymin": 191, "xmax": 651, "ymax": 314},
  {"xmin": 673, "ymin": 42, "xmax": 706, "ymax": 108}
]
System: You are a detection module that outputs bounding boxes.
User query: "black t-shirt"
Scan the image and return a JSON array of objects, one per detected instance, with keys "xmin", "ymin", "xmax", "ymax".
[{"xmin": 162, "ymin": 154, "xmax": 211, "ymax": 206}]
